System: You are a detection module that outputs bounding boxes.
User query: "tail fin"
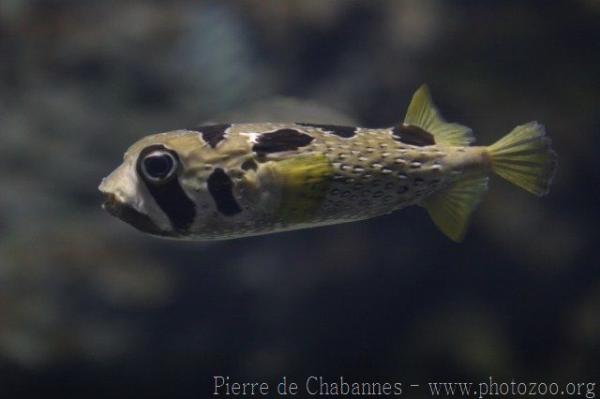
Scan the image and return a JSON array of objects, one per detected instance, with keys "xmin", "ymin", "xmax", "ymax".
[{"xmin": 487, "ymin": 122, "xmax": 557, "ymax": 196}]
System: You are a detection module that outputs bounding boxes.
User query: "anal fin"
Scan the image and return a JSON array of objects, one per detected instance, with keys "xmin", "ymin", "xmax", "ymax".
[{"xmin": 423, "ymin": 176, "xmax": 489, "ymax": 242}]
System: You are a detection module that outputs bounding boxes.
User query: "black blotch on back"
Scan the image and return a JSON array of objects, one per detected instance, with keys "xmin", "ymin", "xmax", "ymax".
[
  {"xmin": 241, "ymin": 159, "xmax": 258, "ymax": 171},
  {"xmin": 392, "ymin": 125, "xmax": 435, "ymax": 146},
  {"xmin": 253, "ymin": 129, "xmax": 314, "ymax": 155},
  {"xmin": 296, "ymin": 122, "xmax": 356, "ymax": 138},
  {"xmin": 136, "ymin": 145, "xmax": 196, "ymax": 232},
  {"xmin": 189, "ymin": 124, "xmax": 231, "ymax": 148},
  {"xmin": 207, "ymin": 168, "xmax": 242, "ymax": 216}
]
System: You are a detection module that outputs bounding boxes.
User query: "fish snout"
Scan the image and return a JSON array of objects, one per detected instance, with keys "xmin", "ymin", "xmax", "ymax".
[
  {"xmin": 100, "ymin": 186, "xmax": 173, "ymax": 238},
  {"xmin": 101, "ymin": 192, "xmax": 120, "ymax": 216}
]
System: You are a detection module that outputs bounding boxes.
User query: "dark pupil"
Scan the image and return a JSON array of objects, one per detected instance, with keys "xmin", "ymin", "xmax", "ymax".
[{"xmin": 144, "ymin": 154, "xmax": 173, "ymax": 179}]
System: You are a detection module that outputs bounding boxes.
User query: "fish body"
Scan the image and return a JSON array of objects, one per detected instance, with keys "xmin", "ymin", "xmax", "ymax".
[{"xmin": 99, "ymin": 86, "xmax": 557, "ymax": 241}]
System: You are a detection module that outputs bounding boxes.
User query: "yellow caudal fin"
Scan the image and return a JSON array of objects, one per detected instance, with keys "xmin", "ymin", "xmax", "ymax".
[
  {"xmin": 423, "ymin": 176, "xmax": 489, "ymax": 242},
  {"xmin": 487, "ymin": 122, "xmax": 557, "ymax": 196},
  {"xmin": 405, "ymin": 85, "xmax": 474, "ymax": 146}
]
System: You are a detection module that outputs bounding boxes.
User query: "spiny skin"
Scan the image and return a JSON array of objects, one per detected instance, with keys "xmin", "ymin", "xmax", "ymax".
[
  {"xmin": 99, "ymin": 122, "xmax": 488, "ymax": 240},
  {"xmin": 100, "ymin": 84, "xmax": 556, "ymax": 242}
]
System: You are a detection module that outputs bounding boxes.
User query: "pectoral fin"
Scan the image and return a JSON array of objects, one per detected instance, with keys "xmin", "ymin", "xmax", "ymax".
[{"xmin": 249, "ymin": 154, "xmax": 333, "ymax": 223}]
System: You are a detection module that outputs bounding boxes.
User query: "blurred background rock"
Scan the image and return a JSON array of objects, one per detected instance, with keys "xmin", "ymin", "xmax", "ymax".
[{"xmin": 0, "ymin": 0, "xmax": 598, "ymax": 396}]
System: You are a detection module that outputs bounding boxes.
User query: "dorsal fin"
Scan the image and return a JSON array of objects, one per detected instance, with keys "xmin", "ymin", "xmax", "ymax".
[{"xmin": 404, "ymin": 85, "xmax": 474, "ymax": 147}]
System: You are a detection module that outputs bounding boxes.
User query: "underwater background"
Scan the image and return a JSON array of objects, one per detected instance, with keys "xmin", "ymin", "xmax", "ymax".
[{"xmin": 1, "ymin": 0, "xmax": 599, "ymax": 396}]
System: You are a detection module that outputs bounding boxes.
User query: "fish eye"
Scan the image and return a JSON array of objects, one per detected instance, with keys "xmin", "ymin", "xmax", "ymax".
[{"xmin": 140, "ymin": 150, "xmax": 178, "ymax": 183}]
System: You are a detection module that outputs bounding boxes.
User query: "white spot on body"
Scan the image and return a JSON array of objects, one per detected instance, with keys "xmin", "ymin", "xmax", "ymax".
[{"xmin": 239, "ymin": 132, "xmax": 261, "ymax": 143}]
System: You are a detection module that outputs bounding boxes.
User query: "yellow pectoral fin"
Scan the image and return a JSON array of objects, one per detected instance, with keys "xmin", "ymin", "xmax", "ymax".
[{"xmin": 271, "ymin": 154, "xmax": 333, "ymax": 223}]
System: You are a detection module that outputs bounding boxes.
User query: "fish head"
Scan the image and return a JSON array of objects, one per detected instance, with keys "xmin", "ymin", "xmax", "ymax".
[{"xmin": 99, "ymin": 130, "xmax": 208, "ymax": 238}]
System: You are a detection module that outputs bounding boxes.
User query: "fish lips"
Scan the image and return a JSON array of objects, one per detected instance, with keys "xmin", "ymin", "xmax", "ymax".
[{"xmin": 102, "ymin": 194, "xmax": 173, "ymax": 237}]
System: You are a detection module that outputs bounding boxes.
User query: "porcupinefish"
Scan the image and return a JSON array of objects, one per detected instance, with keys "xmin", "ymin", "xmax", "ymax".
[{"xmin": 99, "ymin": 85, "xmax": 557, "ymax": 241}]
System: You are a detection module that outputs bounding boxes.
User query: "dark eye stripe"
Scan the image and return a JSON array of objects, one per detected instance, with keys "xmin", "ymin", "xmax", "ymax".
[
  {"xmin": 392, "ymin": 124, "xmax": 435, "ymax": 146},
  {"xmin": 252, "ymin": 129, "xmax": 313, "ymax": 155},
  {"xmin": 103, "ymin": 198, "xmax": 173, "ymax": 237},
  {"xmin": 296, "ymin": 123, "xmax": 356, "ymax": 138},
  {"xmin": 136, "ymin": 145, "xmax": 196, "ymax": 232},
  {"xmin": 207, "ymin": 168, "xmax": 242, "ymax": 216},
  {"xmin": 189, "ymin": 124, "xmax": 231, "ymax": 148}
]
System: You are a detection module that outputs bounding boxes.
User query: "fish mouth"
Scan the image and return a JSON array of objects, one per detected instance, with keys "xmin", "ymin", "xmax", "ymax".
[{"xmin": 102, "ymin": 193, "xmax": 173, "ymax": 237}]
